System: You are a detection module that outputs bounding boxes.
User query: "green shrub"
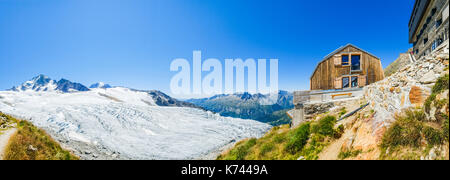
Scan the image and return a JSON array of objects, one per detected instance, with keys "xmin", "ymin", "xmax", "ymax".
[
  {"xmin": 316, "ymin": 116, "xmax": 336, "ymax": 136},
  {"xmin": 334, "ymin": 124, "xmax": 345, "ymax": 139},
  {"xmin": 423, "ymin": 126, "xmax": 443, "ymax": 146},
  {"xmin": 284, "ymin": 123, "xmax": 310, "ymax": 154},
  {"xmin": 339, "ymin": 108, "xmax": 347, "ymax": 118},
  {"xmin": 404, "ymin": 109, "xmax": 427, "ymax": 122},
  {"xmin": 381, "ymin": 110, "xmax": 424, "ymax": 148},
  {"xmin": 432, "ymin": 74, "xmax": 449, "ymax": 94}
]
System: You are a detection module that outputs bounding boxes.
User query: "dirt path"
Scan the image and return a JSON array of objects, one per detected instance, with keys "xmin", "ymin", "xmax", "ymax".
[
  {"xmin": 319, "ymin": 134, "xmax": 346, "ymax": 160},
  {"xmin": 0, "ymin": 128, "xmax": 17, "ymax": 160}
]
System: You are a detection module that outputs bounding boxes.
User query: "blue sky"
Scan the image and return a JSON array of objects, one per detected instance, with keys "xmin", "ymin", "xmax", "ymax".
[{"xmin": 0, "ymin": 0, "xmax": 414, "ymax": 97}]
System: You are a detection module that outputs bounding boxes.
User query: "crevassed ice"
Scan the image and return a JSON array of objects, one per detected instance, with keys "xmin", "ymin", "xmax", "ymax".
[{"xmin": 0, "ymin": 87, "xmax": 271, "ymax": 159}]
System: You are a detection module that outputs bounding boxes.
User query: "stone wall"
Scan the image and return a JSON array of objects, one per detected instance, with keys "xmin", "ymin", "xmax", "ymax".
[{"xmin": 364, "ymin": 47, "xmax": 449, "ymax": 128}]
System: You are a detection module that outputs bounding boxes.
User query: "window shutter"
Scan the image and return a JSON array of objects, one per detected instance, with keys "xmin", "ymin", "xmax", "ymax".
[
  {"xmin": 334, "ymin": 55, "xmax": 341, "ymax": 66},
  {"xmin": 334, "ymin": 78, "xmax": 342, "ymax": 89},
  {"xmin": 358, "ymin": 75, "xmax": 366, "ymax": 87}
]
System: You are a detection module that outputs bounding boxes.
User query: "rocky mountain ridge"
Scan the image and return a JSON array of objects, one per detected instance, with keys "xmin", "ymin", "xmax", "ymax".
[{"xmin": 187, "ymin": 91, "xmax": 294, "ymax": 125}]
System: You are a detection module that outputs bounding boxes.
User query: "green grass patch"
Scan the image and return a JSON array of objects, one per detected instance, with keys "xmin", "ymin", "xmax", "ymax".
[
  {"xmin": 223, "ymin": 138, "xmax": 257, "ymax": 160},
  {"xmin": 380, "ymin": 108, "xmax": 448, "ymax": 159},
  {"xmin": 218, "ymin": 114, "xmax": 344, "ymax": 160},
  {"xmin": 338, "ymin": 108, "xmax": 347, "ymax": 118},
  {"xmin": 423, "ymin": 126, "xmax": 443, "ymax": 146},
  {"xmin": 381, "ymin": 109, "xmax": 425, "ymax": 149},
  {"xmin": 432, "ymin": 74, "xmax": 449, "ymax": 94},
  {"xmin": 284, "ymin": 123, "xmax": 310, "ymax": 155}
]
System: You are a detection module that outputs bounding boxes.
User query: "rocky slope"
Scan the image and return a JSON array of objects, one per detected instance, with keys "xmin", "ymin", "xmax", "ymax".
[{"xmin": 384, "ymin": 49, "xmax": 413, "ymax": 77}]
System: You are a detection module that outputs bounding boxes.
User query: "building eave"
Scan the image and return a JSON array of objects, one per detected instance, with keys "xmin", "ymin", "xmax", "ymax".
[{"xmin": 310, "ymin": 44, "xmax": 381, "ymax": 80}]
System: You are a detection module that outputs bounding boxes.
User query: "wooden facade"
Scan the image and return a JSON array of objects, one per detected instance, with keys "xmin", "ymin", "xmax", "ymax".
[{"xmin": 310, "ymin": 44, "xmax": 384, "ymax": 90}]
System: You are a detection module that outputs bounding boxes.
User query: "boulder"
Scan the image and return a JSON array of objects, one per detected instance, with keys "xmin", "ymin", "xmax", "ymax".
[{"xmin": 419, "ymin": 71, "xmax": 437, "ymax": 84}]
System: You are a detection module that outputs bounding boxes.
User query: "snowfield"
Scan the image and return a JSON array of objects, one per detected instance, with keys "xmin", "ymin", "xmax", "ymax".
[{"xmin": 0, "ymin": 87, "xmax": 271, "ymax": 159}]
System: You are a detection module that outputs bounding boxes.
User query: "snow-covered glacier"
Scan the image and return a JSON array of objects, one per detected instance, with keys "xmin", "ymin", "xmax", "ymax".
[{"xmin": 0, "ymin": 87, "xmax": 271, "ymax": 159}]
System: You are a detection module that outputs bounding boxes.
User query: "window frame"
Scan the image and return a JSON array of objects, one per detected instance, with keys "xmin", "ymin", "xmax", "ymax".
[
  {"xmin": 351, "ymin": 76, "xmax": 358, "ymax": 88},
  {"xmin": 351, "ymin": 54, "xmax": 361, "ymax": 71},
  {"xmin": 341, "ymin": 54, "xmax": 350, "ymax": 66},
  {"xmin": 342, "ymin": 77, "xmax": 350, "ymax": 88}
]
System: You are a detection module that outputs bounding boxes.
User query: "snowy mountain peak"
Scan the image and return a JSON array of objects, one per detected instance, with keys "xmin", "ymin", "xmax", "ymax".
[
  {"xmin": 12, "ymin": 74, "xmax": 57, "ymax": 92},
  {"xmin": 89, "ymin": 82, "xmax": 112, "ymax": 89},
  {"xmin": 32, "ymin": 74, "xmax": 52, "ymax": 84},
  {"xmin": 11, "ymin": 75, "xmax": 90, "ymax": 93}
]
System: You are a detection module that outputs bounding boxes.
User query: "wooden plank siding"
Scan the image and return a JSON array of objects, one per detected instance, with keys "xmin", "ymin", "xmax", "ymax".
[{"xmin": 310, "ymin": 45, "xmax": 384, "ymax": 90}]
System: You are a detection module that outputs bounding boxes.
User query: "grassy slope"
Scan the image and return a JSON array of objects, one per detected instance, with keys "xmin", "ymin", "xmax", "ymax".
[
  {"xmin": 217, "ymin": 115, "xmax": 343, "ymax": 160},
  {"xmin": 0, "ymin": 112, "xmax": 79, "ymax": 160}
]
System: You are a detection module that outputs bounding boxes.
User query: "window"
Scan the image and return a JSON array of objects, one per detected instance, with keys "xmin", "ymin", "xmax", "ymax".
[
  {"xmin": 432, "ymin": 40, "xmax": 437, "ymax": 51},
  {"xmin": 351, "ymin": 55, "xmax": 361, "ymax": 71},
  {"xmin": 431, "ymin": 8, "xmax": 437, "ymax": 16},
  {"xmin": 351, "ymin": 76, "xmax": 358, "ymax": 87},
  {"xmin": 341, "ymin": 55, "xmax": 349, "ymax": 66},
  {"xmin": 342, "ymin": 77, "xmax": 349, "ymax": 88},
  {"xmin": 436, "ymin": 19, "xmax": 442, "ymax": 28}
]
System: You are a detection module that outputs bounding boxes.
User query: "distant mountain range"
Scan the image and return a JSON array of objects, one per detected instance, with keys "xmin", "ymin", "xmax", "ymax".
[
  {"xmin": 186, "ymin": 91, "xmax": 294, "ymax": 125},
  {"xmin": 8, "ymin": 74, "xmax": 198, "ymax": 109}
]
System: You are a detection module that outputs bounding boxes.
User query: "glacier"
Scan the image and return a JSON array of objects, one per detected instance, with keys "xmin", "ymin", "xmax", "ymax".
[{"xmin": 0, "ymin": 87, "xmax": 271, "ymax": 159}]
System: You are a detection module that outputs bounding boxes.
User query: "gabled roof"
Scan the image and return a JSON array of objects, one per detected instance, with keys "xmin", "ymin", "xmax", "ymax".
[
  {"xmin": 322, "ymin": 44, "xmax": 380, "ymax": 61},
  {"xmin": 310, "ymin": 44, "xmax": 380, "ymax": 79}
]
